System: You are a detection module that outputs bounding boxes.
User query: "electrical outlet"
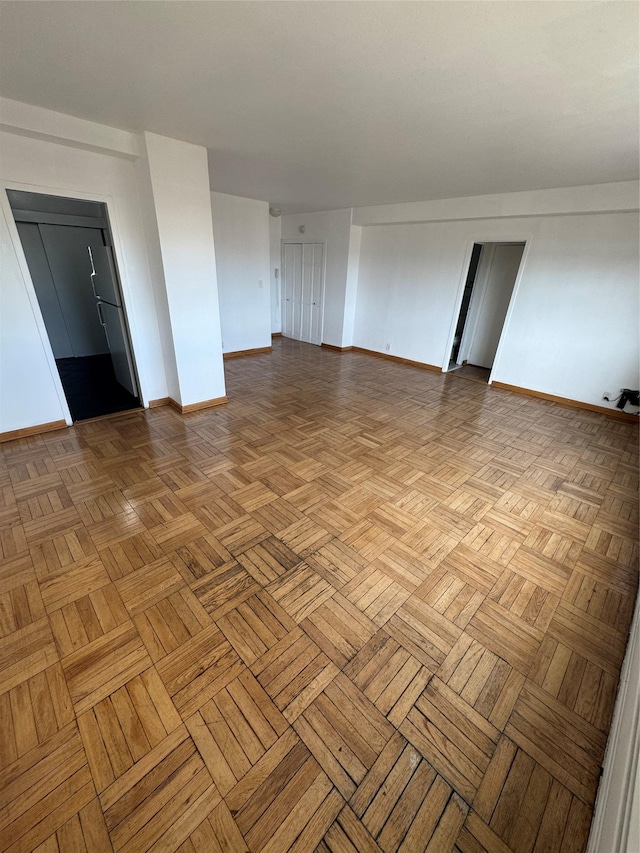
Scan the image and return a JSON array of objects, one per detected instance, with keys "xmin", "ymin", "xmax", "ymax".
[
  {"xmin": 602, "ymin": 391, "xmax": 613, "ymax": 401},
  {"xmin": 385, "ymin": 343, "xmax": 391, "ymax": 351}
]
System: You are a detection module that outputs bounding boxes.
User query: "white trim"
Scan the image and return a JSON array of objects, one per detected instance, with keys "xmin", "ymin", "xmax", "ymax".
[{"xmin": 587, "ymin": 592, "xmax": 640, "ymax": 853}]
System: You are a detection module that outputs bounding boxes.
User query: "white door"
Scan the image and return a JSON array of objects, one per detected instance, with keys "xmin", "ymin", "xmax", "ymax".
[
  {"xmin": 282, "ymin": 242, "xmax": 324, "ymax": 345},
  {"xmin": 460, "ymin": 243, "xmax": 525, "ymax": 369}
]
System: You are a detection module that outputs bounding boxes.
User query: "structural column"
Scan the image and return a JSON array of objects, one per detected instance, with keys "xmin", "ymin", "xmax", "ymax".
[{"xmin": 140, "ymin": 132, "xmax": 226, "ymax": 409}]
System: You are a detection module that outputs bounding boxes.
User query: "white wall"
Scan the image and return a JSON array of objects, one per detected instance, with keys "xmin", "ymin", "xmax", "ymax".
[
  {"xmin": 494, "ymin": 214, "xmax": 638, "ymax": 405},
  {"xmin": 353, "ymin": 209, "xmax": 639, "ymax": 409},
  {"xmin": 211, "ymin": 192, "xmax": 271, "ymax": 354},
  {"xmin": 269, "ymin": 214, "xmax": 282, "ymax": 334},
  {"xmin": 0, "ymin": 203, "xmax": 66, "ymax": 430},
  {"xmin": 343, "ymin": 225, "xmax": 362, "ymax": 349},
  {"xmin": 281, "ymin": 208, "xmax": 353, "ymax": 347},
  {"xmin": 134, "ymin": 152, "xmax": 181, "ymax": 403},
  {"xmin": 143, "ymin": 133, "xmax": 225, "ymax": 407},
  {"xmin": 0, "ymin": 127, "xmax": 167, "ymax": 432}
]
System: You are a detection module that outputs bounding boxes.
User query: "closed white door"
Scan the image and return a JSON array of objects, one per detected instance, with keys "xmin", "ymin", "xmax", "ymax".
[{"xmin": 282, "ymin": 242, "xmax": 324, "ymax": 345}]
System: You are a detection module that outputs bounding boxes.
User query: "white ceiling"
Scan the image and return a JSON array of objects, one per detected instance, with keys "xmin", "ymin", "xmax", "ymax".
[{"xmin": 0, "ymin": 1, "xmax": 637, "ymax": 214}]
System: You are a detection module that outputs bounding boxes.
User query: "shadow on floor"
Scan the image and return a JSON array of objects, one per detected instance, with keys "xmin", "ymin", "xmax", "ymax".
[
  {"xmin": 446, "ymin": 363, "xmax": 491, "ymax": 384},
  {"xmin": 56, "ymin": 354, "xmax": 140, "ymax": 421}
]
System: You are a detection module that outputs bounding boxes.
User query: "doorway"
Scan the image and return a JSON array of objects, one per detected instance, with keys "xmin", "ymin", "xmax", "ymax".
[
  {"xmin": 281, "ymin": 242, "xmax": 325, "ymax": 345},
  {"xmin": 8, "ymin": 190, "xmax": 140, "ymax": 421},
  {"xmin": 448, "ymin": 241, "xmax": 525, "ymax": 382}
]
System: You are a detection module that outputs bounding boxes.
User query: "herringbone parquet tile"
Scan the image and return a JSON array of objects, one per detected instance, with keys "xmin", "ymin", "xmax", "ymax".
[{"xmin": 0, "ymin": 338, "xmax": 637, "ymax": 851}]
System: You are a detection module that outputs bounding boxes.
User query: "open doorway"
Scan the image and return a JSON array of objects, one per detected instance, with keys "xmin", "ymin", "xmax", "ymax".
[
  {"xmin": 448, "ymin": 241, "xmax": 525, "ymax": 383},
  {"xmin": 8, "ymin": 190, "xmax": 141, "ymax": 421}
]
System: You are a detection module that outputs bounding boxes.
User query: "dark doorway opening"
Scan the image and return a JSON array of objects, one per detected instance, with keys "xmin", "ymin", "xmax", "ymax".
[
  {"xmin": 8, "ymin": 190, "xmax": 141, "ymax": 421},
  {"xmin": 450, "ymin": 243, "xmax": 482, "ymax": 367},
  {"xmin": 448, "ymin": 241, "xmax": 525, "ymax": 383}
]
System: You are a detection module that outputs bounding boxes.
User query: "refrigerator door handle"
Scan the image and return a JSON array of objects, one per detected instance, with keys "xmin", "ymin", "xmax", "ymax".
[
  {"xmin": 88, "ymin": 245, "xmax": 121, "ymax": 306},
  {"xmin": 88, "ymin": 247, "xmax": 99, "ymax": 298},
  {"xmin": 97, "ymin": 301, "xmax": 111, "ymax": 349}
]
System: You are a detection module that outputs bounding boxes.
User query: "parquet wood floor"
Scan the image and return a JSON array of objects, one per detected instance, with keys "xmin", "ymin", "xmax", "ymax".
[{"xmin": 1, "ymin": 338, "xmax": 638, "ymax": 852}]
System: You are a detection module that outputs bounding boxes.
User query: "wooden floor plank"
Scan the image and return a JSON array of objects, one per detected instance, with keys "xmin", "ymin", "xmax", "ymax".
[
  {"xmin": 155, "ymin": 623, "xmax": 244, "ymax": 718},
  {"xmin": 0, "ymin": 724, "xmax": 94, "ymax": 853},
  {"xmin": 186, "ymin": 669, "xmax": 287, "ymax": 796},
  {"xmin": 61, "ymin": 622, "xmax": 152, "ymax": 716},
  {"xmin": 302, "ymin": 592, "xmax": 378, "ymax": 668},
  {"xmin": 0, "ymin": 618, "xmax": 58, "ymax": 696},
  {"xmin": 251, "ymin": 627, "xmax": 339, "ymax": 723},
  {"xmin": 293, "ymin": 673, "xmax": 393, "ymax": 799},
  {"xmin": 0, "ymin": 339, "xmax": 636, "ymax": 852}
]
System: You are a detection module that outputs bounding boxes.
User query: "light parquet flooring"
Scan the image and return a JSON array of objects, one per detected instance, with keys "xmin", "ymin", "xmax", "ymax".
[{"xmin": 0, "ymin": 338, "xmax": 638, "ymax": 852}]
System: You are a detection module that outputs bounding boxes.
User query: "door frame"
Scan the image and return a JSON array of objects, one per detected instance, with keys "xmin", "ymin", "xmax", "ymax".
[
  {"xmin": 280, "ymin": 239, "xmax": 327, "ymax": 346},
  {"xmin": 2, "ymin": 181, "xmax": 145, "ymax": 423},
  {"xmin": 442, "ymin": 234, "xmax": 532, "ymax": 384}
]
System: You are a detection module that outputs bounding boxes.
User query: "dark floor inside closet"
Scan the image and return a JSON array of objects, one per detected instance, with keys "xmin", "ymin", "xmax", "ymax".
[{"xmin": 56, "ymin": 354, "xmax": 140, "ymax": 421}]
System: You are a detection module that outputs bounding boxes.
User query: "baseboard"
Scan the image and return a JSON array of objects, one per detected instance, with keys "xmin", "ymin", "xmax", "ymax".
[
  {"xmin": 0, "ymin": 419, "xmax": 67, "ymax": 443},
  {"xmin": 492, "ymin": 381, "xmax": 639, "ymax": 421},
  {"xmin": 148, "ymin": 397, "xmax": 171, "ymax": 408},
  {"xmin": 223, "ymin": 346, "xmax": 272, "ymax": 359},
  {"xmin": 321, "ymin": 343, "xmax": 353, "ymax": 352},
  {"xmin": 168, "ymin": 396, "xmax": 228, "ymax": 414},
  {"xmin": 351, "ymin": 346, "xmax": 441, "ymax": 372},
  {"xmin": 271, "ymin": 332, "xmax": 282, "ymax": 339}
]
